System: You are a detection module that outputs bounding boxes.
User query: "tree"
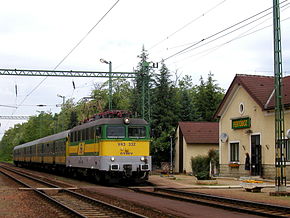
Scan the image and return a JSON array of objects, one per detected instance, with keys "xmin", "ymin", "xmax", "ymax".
[
  {"xmin": 151, "ymin": 60, "xmax": 179, "ymax": 163},
  {"xmin": 194, "ymin": 72, "xmax": 224, "ymax": 121},
  {"xmin": 68, "ymin": 111, "xmax": 78, "ymax": 129},
  {"xmin": 178, "ymin": 75, "xmax": 196, "ymax": 121},
  {"xmin": 111, "ymin": 78, "xmax": 132, "ymax": 110},
  {"xmin": 130, "ymin": 46, "xmax": 152, "ymax": 118}
]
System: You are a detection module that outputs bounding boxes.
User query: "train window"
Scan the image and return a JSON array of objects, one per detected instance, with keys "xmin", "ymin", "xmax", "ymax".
[
  {"xmin": 96, "ymin": 127, "xmax": 101, "ymax": 137},
  {"xmin": 107, "ymin": 126, "xmax": 125, "ymax": 138},
  {"xmin": 85, "ymin": 129, "xmax": 90, "ymax": 140},
  {"xmin": 72, "ymin": 131, "xmax": 76, "ymax": 142},
  {"xmin": 128, "ymin": 126, "xmax": 146, "ymax": 138},
  {"xmin": 89, "ymin": 127, "xmax": 94, "ymax": 139},
  {"xmin": 81, "ymin": 129, "xmax": 85, "ymax": 141},
  {"xmin": 77, "ymin": 131, "xmax": 81, "ymax": 142},
  {"xmin": 70, "ymin": 133, "xmax": 73, "ymax": 142}
]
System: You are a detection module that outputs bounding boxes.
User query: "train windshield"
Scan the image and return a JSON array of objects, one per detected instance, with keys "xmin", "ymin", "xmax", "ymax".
[
  {"xmin": 128, "ymin": 126, "xmax": 146, "ymax": 138},
  {"xmin": 107, "ymin": 126, "xmax": 125, "ymax": 138}
]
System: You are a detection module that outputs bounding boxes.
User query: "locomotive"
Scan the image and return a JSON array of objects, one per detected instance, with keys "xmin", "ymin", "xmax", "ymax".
[{"xmin": 13, "ymin": 111, "xmax": 151, "ymax": 184}]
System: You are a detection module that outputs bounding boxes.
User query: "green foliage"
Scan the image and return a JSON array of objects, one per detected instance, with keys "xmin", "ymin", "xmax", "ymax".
[
  {"xmin": 178, "ymin": 75, "xmax": 196, "ymax": 121},
  {"xmin": 111, "ymin": 78, "xmax": 131, "ymax": 110},
  {"xmin": 0, "ymin": 112, "xmax": 55, "ymax": 161},
  {"xmin": 191, "ymin": 155, "xmax": 210, "ymax": 180},
  {"xmin": 151, "ymin": 61, "xmax": 179, "ymax": 164},
  {"xmin": 194, "ymin": 72, "xmax": 224, "ymax": 121},
  {"xmin": 0, "ymin": 50, "xmax": 225, "ymax": 167},
  {"xmin": 130, "ymin": 46, "xmax": 153, "ymax": 118}
]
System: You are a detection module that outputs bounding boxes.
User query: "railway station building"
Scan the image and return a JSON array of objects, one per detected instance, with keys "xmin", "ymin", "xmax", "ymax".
[
  {"xmin": 174, "ymin": 122, "xmax": 219, "ymax": 174},
  {"xmin": 214, "ymin": 74, "xmax": 290, "ymax": 179}
]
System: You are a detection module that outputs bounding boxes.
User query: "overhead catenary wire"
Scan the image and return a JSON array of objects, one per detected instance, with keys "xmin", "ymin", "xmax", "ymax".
[
  {"xmin": 168, "ymin": 3, "xmax": 290, "ymax": 70},
  {"xmin": 3, "ymin": 0, "xmax": 120, "ymax": 131},
  {"xmin": 184, "ymin": 8, "xmax": 290, "ymax": 64},
  {"xmin": 163, "ymin": 0, "xmax": 288, "ymax": 61},
  {"xmin": 149, "ymin": 0, "xmax": 227, "ymax": 51},
  {"xmin": 17, "ymin": 0, "xmax": 120, "ymax": 108},
  {"xmin": 173, "ymin": 15, "xmax": 290, "ymax": 71}
]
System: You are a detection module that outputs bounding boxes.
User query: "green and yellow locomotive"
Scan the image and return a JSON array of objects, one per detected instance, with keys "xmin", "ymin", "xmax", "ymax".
[{"xmin": 13, "ymin": 111, "xmax": 151, "ymax": 183}]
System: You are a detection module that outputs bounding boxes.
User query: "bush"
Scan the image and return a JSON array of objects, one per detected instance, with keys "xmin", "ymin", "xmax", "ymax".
[{"xmin": 191, "ymin": 155, "xmax": 210, "ymax": 180}]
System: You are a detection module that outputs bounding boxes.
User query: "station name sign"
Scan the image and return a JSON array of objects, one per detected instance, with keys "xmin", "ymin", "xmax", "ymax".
[{"xmin": 232, "ymin": 117, "xmax": 251, "ymax": 129}]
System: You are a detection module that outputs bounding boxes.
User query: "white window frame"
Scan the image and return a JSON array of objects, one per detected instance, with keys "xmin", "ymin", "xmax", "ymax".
[
  {"xmin": 228, "ymin": 141, "xmax": 240, "ymax": 163},
  {"xmin": 239, "ymin": 102, "xmax": 245, "ymax": 115}
]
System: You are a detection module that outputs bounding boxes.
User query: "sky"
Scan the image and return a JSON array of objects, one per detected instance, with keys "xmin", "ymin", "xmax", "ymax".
[{"xmin": 0, "ymin": 0, "xmax": 290, "ymax": 138}]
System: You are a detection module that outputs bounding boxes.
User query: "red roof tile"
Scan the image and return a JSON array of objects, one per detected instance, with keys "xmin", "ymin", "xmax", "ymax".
[
  {"xmin": 178, "ymin": 122, "xmax": 219, "ymax": 144},
  {"xmin": 215, "ymin": 74, "xmax": 290, "ymax": 118}
]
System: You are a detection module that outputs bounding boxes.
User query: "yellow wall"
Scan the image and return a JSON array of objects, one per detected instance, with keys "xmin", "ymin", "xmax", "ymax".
[
  {"xmin": 185, "ymin": 144, "xmax": 218, "ymax": 173},
  {"xmin": 174, "ymin": 126, "xmax": 218, "ymax": 173},
  {"xmin": 219, "ymin": 85, "xmax": 290, "ymax": 166}
]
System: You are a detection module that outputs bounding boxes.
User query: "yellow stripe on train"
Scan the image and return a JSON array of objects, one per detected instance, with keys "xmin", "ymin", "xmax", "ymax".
[
  {"xmin": 100, "ymin": 140, "xmax": 150, "ymax": 156},
  {"xmin": 67, "ymin": 140, "xmax": 150, "ymax": 156}
]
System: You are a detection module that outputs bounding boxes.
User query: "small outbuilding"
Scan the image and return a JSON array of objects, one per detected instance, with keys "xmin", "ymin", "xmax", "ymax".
[{"xmin": 174, "ymin": 122, "xmax": 219, "ymax": 174}]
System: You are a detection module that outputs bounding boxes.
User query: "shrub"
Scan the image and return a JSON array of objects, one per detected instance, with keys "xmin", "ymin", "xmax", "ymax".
[{"xmin": 191, "ymin": 155, "xmax": 210, "ymax": 180}]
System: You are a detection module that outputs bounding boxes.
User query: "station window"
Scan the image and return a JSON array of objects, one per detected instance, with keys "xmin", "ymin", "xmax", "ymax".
[
  {"xmin": 239, "ymin": 103, "xmax": 245, "ymax": 114},
  {"xmin": 107, "ymin": 126, "xmax": 125, "ymax": 138},
  {"xmin": 230, "ymin": 142, "xmax": 239, "ymax": 162},
  {"xmin": 128, "ymin": 126, "xmax": 146, "ymax": 138}
]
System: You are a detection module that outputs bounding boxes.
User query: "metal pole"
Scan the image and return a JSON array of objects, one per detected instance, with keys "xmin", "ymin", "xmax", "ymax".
[
  {"xmin": 109, "ymin": 61, "xmax": 112, "ymax": 110},
  {"xmin": 273, "ymin": 0, "xmax": 286, "ymax": 192},
  {"xmin": 57, "ymin": 94, "xmax": 65, "ymax": 131},
  {"xmin": 170, "ymin": 136, "xmax": 173, "ymax": 174},
  {"xmin": 100, "ymin": 59, "xmax": 113, "ymax": 111}
]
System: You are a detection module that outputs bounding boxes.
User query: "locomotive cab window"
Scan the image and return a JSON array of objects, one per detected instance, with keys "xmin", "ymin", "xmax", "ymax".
[
  {"xmin": 128, "ymin": 126, "xmax": 146, "ymax": 138},
  {"xmin": 107, "ymin": 126, "xmax": 125, "ymax": 138}
]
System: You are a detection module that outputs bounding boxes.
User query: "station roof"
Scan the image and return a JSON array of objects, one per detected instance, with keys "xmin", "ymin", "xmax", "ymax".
[
  {"xmin": 214, "ymin": 74, "xmax": 290, "ymax": 118},
  {"xmin": 178, "ymin": 122, "xmax": 219, "ymax": 144}
]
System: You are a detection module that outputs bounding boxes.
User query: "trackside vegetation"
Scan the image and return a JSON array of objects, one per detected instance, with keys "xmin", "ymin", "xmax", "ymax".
[{"xmin": 0, "ymin": 47, "xmax": 224, "ymax": 167}]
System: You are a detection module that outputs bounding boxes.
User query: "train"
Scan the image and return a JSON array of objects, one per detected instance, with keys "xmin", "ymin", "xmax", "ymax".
[{"xmin": 13, "ymin": 111, "xmax": 151, "ymax": 184}]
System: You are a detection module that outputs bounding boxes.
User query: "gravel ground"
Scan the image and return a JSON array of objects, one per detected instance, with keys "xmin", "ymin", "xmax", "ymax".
[
  {"xmin": 0, "ymin": 172, "xmax": 67, "ymax": 218},
  {"xmin": 1, "ymin": 164, "xmax": 289, "ymax": 217}
]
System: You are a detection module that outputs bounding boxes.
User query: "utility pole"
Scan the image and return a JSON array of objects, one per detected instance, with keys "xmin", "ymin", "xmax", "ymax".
[
  {"xmin": 141, "ymin": 61, "xmax": 150, "ymax": 122},
  {"xmin": 272, "ymin": 0, "xmax": 287, "ymax": 193},
  {"xmin": 100, "ymin": 59, "xmax": 113, "ymax": 110},
  {"xmin": 57, "ymin": 94, "xmax": 65, "ymax": 131}
]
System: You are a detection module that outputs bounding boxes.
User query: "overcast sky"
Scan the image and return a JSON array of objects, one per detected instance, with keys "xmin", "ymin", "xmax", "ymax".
[{"xmin": 0, "ymin": 0, "xmax": 290, "ymax": 138}]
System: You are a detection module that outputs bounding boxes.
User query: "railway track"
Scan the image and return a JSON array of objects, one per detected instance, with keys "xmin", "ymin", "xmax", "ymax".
[
  {"xmin": 0, "ymin": 164, "xmax": 147, "ymax": 218},
  {"xmin": 131, "ymin": 187, "xmax": 290, "ymax": 217}
]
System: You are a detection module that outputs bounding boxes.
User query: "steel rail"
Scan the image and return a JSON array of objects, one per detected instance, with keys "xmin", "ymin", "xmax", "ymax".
[
  {"xmin": 131, "ymin": 187, "xmax": 290, "ymax": 217},
  {"xmin": 0, "ymin": 164, "xmax": 147, "ymax": 218},
  {"xmin": 0, "ymin": 166, "xmax": 84, "ymax": 217}
]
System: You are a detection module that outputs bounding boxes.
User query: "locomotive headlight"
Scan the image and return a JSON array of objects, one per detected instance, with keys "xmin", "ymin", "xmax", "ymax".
[
  {"xmin": 124, "ymin": 117, "xmax": 130, "ymax": 124},
  {"xmin": 110, "ymin": 157, "xmax": 115, "ymax": 162},
  {"xmin": 140, "ymin": 156, "xmax": 145, "ymax": 161}
]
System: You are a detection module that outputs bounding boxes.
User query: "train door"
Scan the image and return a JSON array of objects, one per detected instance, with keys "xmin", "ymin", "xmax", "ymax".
[{"xmin": 251, "ymin": 134, "xmax": 262, "ymax": 176}]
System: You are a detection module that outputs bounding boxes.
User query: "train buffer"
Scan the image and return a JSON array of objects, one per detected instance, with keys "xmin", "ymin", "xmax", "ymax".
[{"xmin": 240, "ymin": 180, "xmax": 265, "ymax": 193}]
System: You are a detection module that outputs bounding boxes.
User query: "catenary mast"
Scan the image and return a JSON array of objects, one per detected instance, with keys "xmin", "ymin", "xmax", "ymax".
[{"xmin": 273, "ymin": 0, "xmax": 287, "ymax": 192}]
